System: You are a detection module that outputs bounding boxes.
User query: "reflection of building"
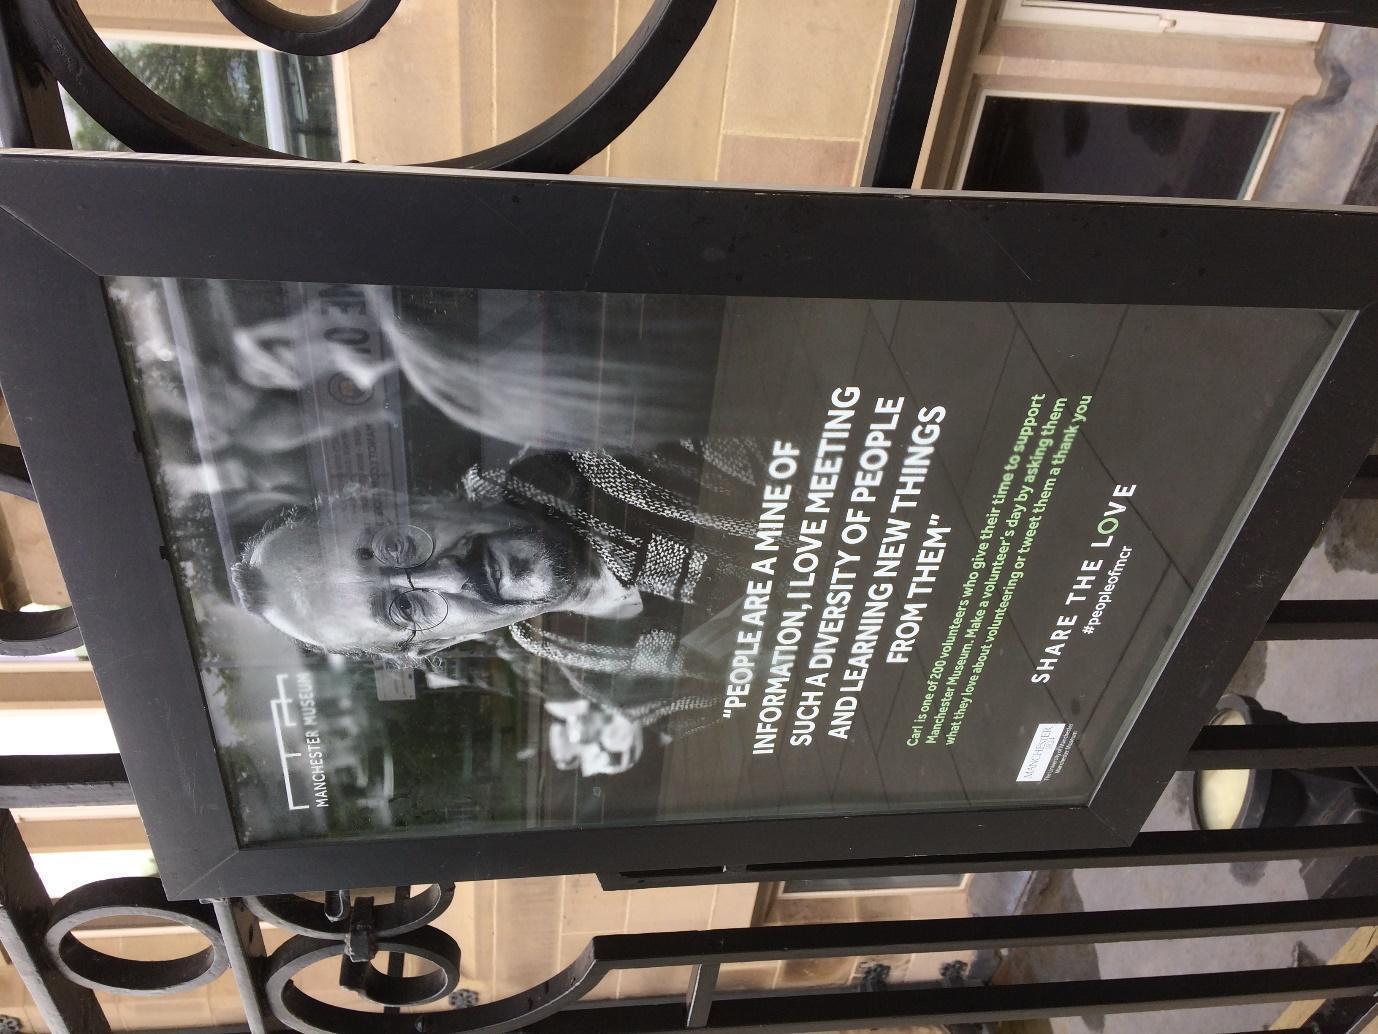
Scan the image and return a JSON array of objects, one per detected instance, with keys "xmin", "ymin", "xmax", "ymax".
[
  {"xmin": 3, "ymin": 1, "xmax": 1358, "ymax": 1030},
  {"xmin": 925, "ymin": 1, "xmax": 1324, "ymax": 197},
  {"xmin": 74, "ymin": 0, "xmax": 1330, "ymax": 194}
]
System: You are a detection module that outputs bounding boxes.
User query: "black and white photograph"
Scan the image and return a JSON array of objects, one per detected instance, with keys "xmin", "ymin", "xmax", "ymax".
[{"xmin": 105, "ymin": 274, "xmax": 1344, "ymax": 844}]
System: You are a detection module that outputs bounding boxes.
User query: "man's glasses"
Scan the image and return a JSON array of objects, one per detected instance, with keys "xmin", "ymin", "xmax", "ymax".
[{"xmin": 365, "ymin": 524, "xmax": 449, "ymax": 634}]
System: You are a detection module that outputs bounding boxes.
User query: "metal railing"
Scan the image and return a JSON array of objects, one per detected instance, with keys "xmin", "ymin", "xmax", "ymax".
[{"xmin": 4, "ymin": 1, "xmax": 1378, "ymax": 1032}]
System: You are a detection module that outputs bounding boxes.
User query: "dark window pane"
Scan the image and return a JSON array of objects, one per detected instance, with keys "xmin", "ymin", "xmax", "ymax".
[{"xmin": 963, "ymin": 96, "xmax": 1274, "ymax": 199}]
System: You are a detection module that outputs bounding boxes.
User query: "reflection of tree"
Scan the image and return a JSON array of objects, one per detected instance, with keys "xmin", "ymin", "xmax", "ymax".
[
  {"xmin": 218, "ymin": 741, "xmax": 308, "ymax": 842},
  {"xmin": 71, "ymin": 43, "xmax": 269, "ymax": 152},
  {"xmin": 215, "ymin": 662, "xmax": 403, "ymax": 841},
  {"xmin": 216, "ymin": 656, "xmax": 540, "ymax": 839},
  {"xmin": 383, "ymin": 654, "xmax": 534, "ymax": 829},
  {"xmin": 1125, "ymin": 104, "xmax": 1186, "ymax": 159}
]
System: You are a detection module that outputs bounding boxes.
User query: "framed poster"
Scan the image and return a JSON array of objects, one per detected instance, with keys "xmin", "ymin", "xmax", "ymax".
[{"xmin": 1, "ymin": 151, "xmax": 1375, "ymax": 898}]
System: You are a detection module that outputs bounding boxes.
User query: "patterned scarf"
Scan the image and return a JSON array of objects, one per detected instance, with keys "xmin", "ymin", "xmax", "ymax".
[
  {"xmin": 462, "ymin": 440, "xmax": 768, "ymax": 685},
  {"xmin": 463, "ymin": 440, "xmax": 765, "ymax": 606}
]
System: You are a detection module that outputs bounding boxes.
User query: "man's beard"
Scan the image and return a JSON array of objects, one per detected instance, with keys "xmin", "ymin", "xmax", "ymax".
[{"xmin": 470, "ymin": 521, "xmax": 585, "ymax": 608}]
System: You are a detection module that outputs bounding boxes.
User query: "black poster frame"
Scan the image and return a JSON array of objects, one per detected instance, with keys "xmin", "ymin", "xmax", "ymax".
[{"xmin": 0, "ymin": 151, "xmax": 1375, "ymax": 898}]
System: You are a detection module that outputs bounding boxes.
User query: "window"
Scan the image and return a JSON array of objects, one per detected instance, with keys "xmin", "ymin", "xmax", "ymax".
[
  {"xmin": 63, "ymin": 40, "xmax": 340, "ymax": 160},
  {"xmin": 958, "ymin": 93, "xmax": 1279, "ymax": 200},
  {"xmin": 1000, "ymin": 0, "xmax": 1323, "ymax": 42}
]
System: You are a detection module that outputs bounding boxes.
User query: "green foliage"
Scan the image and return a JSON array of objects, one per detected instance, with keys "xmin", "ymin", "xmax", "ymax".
[
  {"xmin": 69, "ymin": 104, "xmax": 123, "ymax": 152},
  {"xmin": 381, "ymin": 688, "xmax": 534, "ymax": 830},
  {"xmin": 69, "ymin": 43, "xmax": 269, "ymax": 152}
]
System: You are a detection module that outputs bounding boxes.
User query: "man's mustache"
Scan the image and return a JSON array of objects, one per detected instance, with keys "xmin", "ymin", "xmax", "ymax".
[{"xmin": 456, "ymin": 525, "xmax": 579, "ymax": 607}]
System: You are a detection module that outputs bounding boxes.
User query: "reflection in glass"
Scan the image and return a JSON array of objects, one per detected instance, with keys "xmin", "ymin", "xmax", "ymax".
[
  {"xmin": 63, "ymin": 42, "xmax": 339, "ymax": 160},
  {"xmin": 105, "ymin": 277, "xmax": 1345, "ymax": 845},
  {"xmin": 963, "ymin": 95, "xmax": 1275, "ymax": 199}
]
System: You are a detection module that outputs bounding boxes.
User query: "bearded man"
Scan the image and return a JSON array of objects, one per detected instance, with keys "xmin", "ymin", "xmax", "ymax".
[{"xmin": 232, "ymin": 440, "xmax": 769, "ymax": 700}]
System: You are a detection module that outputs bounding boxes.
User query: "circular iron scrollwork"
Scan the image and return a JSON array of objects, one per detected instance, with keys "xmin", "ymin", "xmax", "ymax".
[
  {"xmin": 44, "ymin": 877, "xmax": 229, "ymax": 996},
  {"xmin": 16, "ymin": 0, "xmax": 717, "ymax": 173},
  {"xmin": 0, "ymin": 444, "xmax": 81, "ymax": 657},
  {"xmin": 268, "ymin": 939, "xmax": 607, "ymax": 1034},
  {"xmin": 209, "ymin": 0, "xmax": 402, "ymax": 57},
  {"xmin": 0, "ymin": 606, "xmax": 82, "ymax": 657},
  {"xmin": 243, "ymin": 883, "xmax": 453, "ymax": 939},
  {"xmin": 265, "ymin": 925, "xmax": 461, "ymax": 1025}
]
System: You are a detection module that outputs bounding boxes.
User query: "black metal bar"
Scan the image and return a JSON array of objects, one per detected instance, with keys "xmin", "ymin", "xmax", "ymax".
[
  {"xmin": 588, "ymin": 895, "xmax": 1378, "ymax": 969},
  {"xmin": 565, "ymin": 980, "xmax": 1011, "ymax": 1010},
  {"xmin": 0, "ymin": 810, "xmax": 111, "ymax": 1034},
  {"xmin": 324, "ymin": 889, "xmax": 349, "ymax": 924},
  {"xmin": 0, "ymin": 0, "xmax": 69, "ymax": 149},
  {"xmin": 0, "ymin": 452, "xmax": 83, "ymax": 660},
  {"xmin": 1344, "ymin": 456, "xmax": 1378, "ymax": 499},
  {"xmin": 0, "ymin": 606, "xmax": 83, "ymax": 656},
  {"xmin": 0, "ymin": 444, "xmax": 35, "ymax": 502},
  {"xmin": 211, "ymin": 899, "xmax": 274, "ymax": 1034},
  {"xmin": 603, "ymin": 823, "xmax": 1378, "ymax": 889},
  {"xmin": 685, "ymin": 963, "xmax": 718, "ymax": 1028},
  {"xmin": 209, "ymin": 0, "xmax": 401, "ymax": 57},
  {"xmin": 435, "ymin": 0, "xmax": 716, "ymax": 173},
  {"xmin": 859, "ymin": 0, "xmax": 957, "ymax": 189},
  {"xmin": 259, "ymin": 894, "xmax": 1378, "ymax": 1031},
  {"xmin": 1184, "ymin": 722, "xmax": 1378, "ymax": 771},
  {"xmin": 384, "ymin": 884, "xmax": 411, "ymax": 1016},
  {"xmin": 1262, "ymin": 600, "xmax": 1378, "ymax": 641},
  {"xmin": 1075, "ymin": 0, "xmax": 1378, "ymax": 28},
  {"xmin": 569, "ymin": 988, "xmax": 1325, "ymax": 1031},
  {"xmin": 0, "ymin": 753, "xmax": 132, "ymax": 808},
  {"xmin": 524, "ymin": 963, "xmax": 1378, "ymax": 1033}
]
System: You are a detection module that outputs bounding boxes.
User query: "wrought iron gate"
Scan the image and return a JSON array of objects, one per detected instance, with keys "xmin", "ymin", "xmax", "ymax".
[{"xmin": 6, "ymin": 1, "xmax": 1378, "ymax": 1031}]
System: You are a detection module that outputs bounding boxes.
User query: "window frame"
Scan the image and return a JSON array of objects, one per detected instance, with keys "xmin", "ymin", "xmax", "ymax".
[{"xmin": 998, "ymin": 0, "xmax": 1325, "ymax": 42}]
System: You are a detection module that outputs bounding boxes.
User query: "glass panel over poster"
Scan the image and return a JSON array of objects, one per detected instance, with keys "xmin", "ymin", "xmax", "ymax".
[{"xmin": 104, "ymin": 277, "xmax": 1345, "ymax": 845}]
